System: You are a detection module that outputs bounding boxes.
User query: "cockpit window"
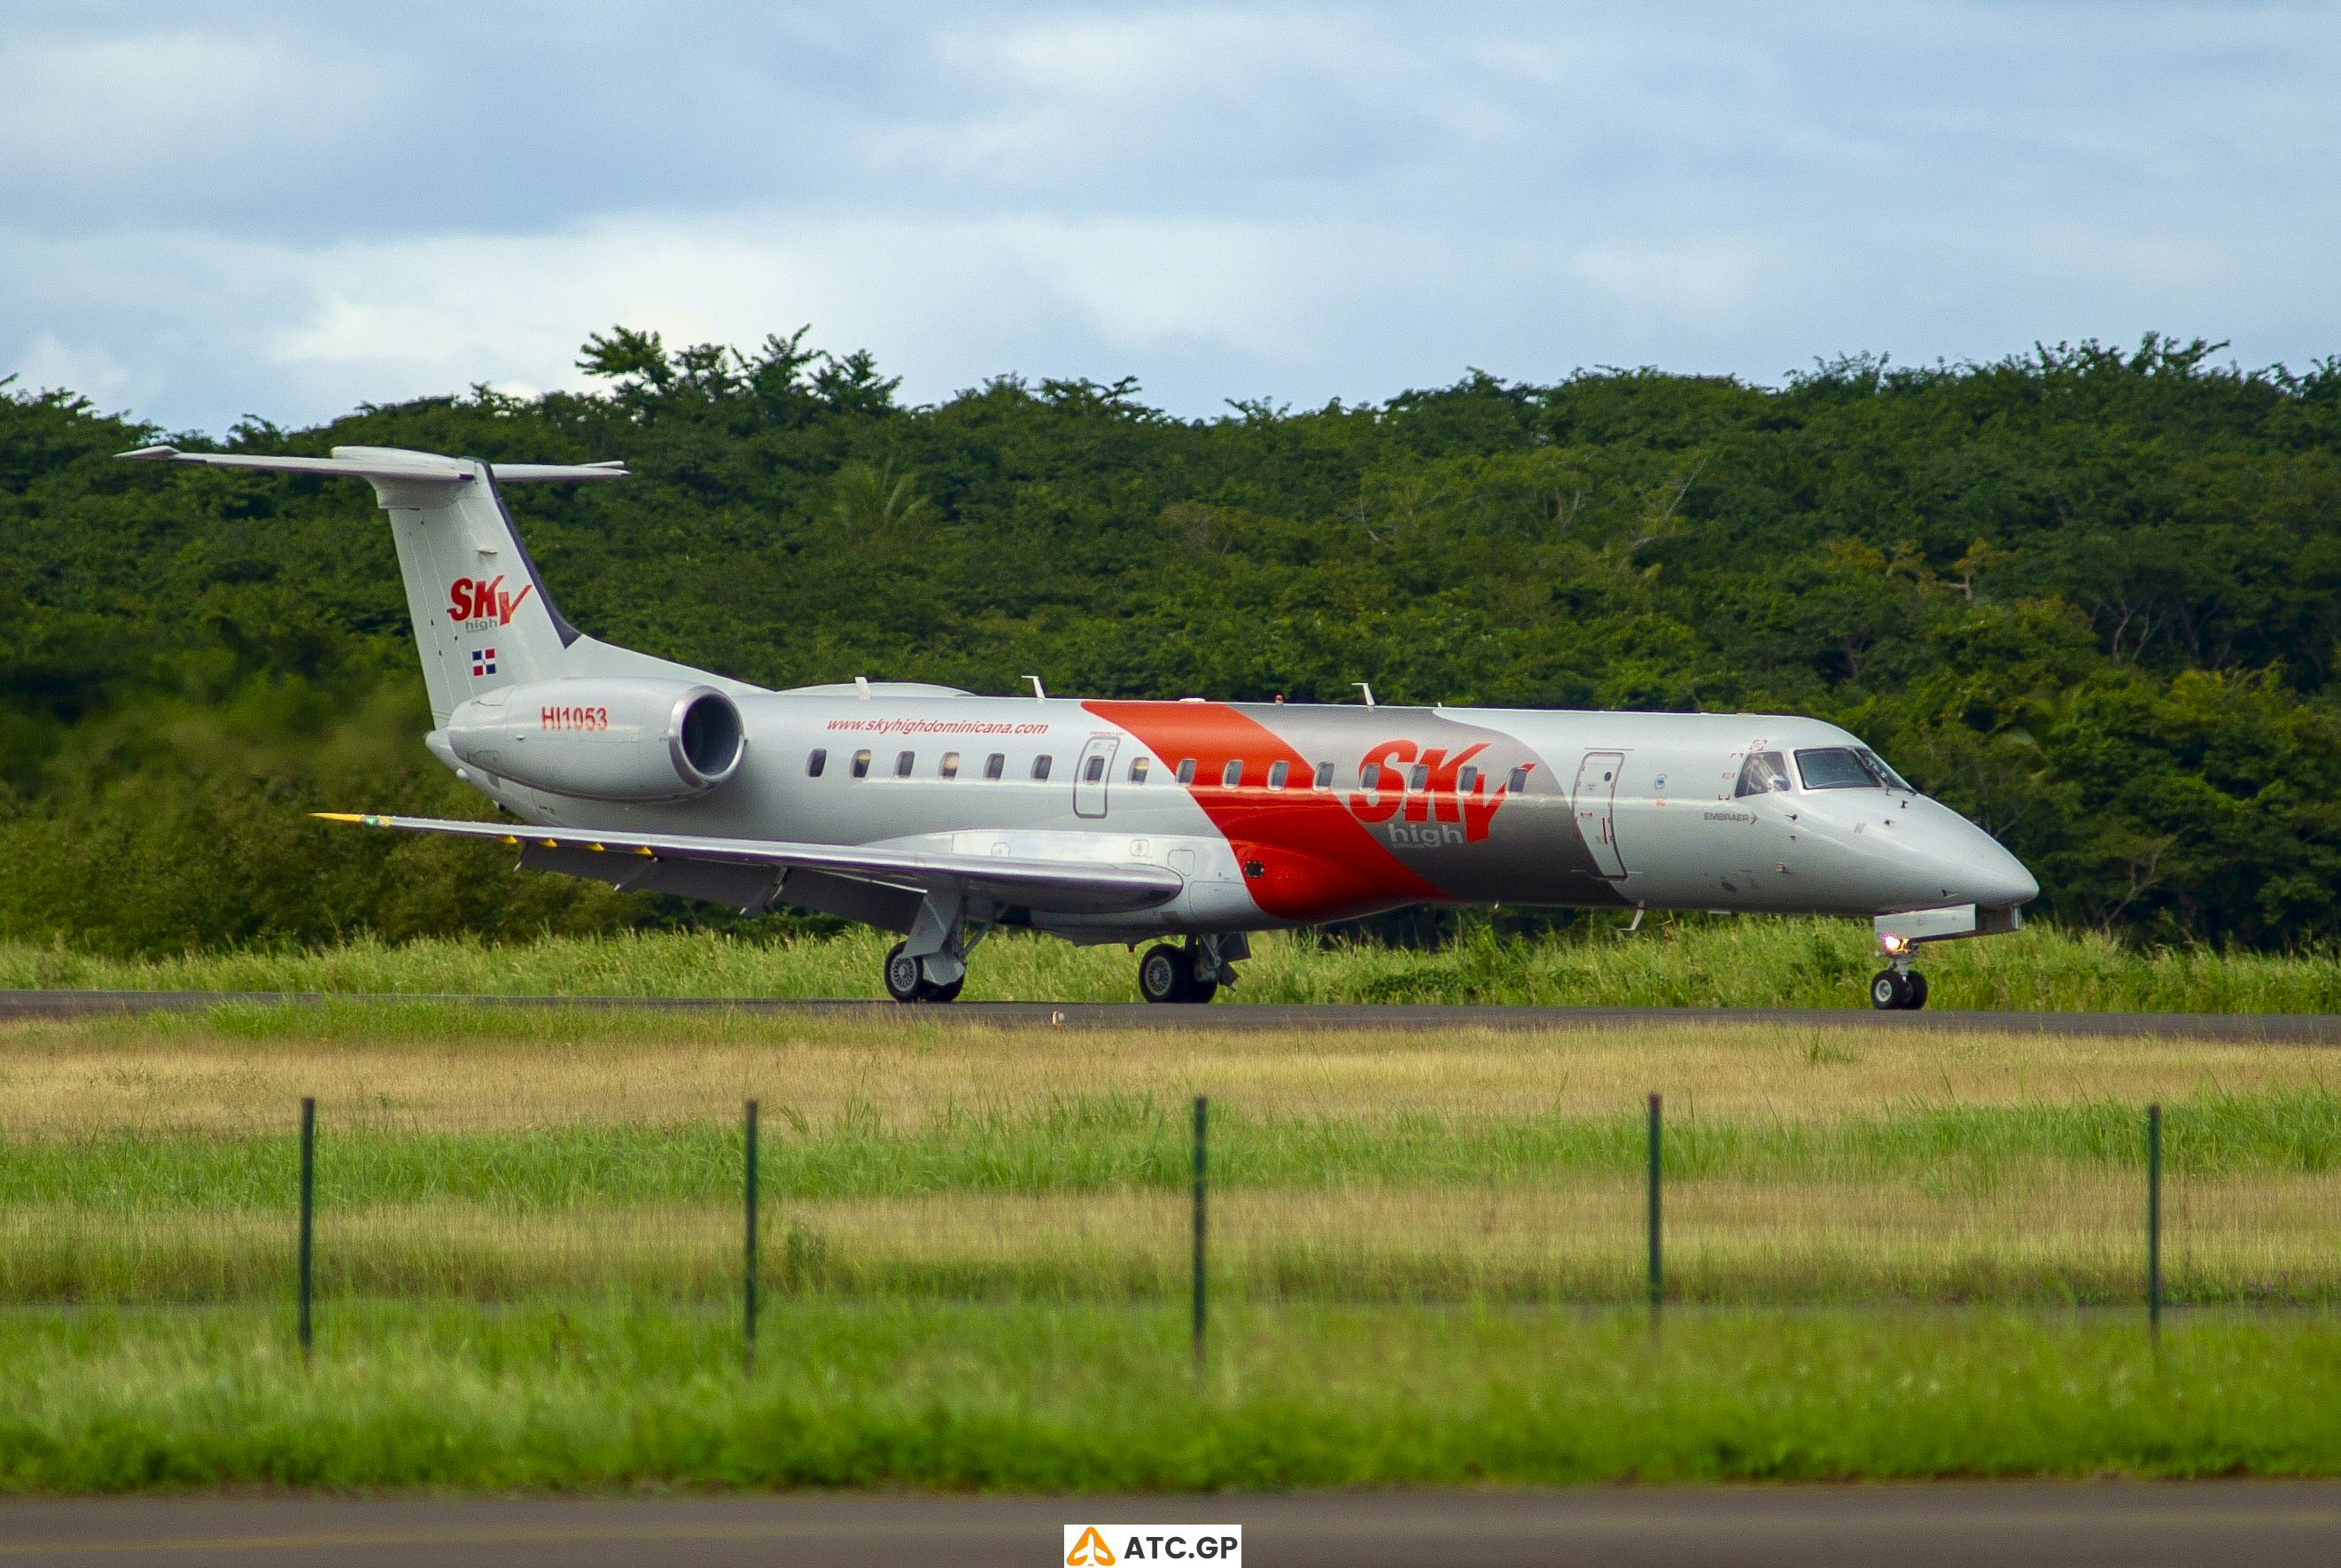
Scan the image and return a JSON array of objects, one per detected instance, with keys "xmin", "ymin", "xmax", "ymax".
[
  {"xmin": 1733, "ymin": 750, "xmax": 1792, "ymax": 797},
  {"xmin": 1796, "ymin": 747, "xmax": 1889, "ymax": 790},
  {"xmin": 1855, "ymin": 748, "xmax": 1915, "ymax": 793}
]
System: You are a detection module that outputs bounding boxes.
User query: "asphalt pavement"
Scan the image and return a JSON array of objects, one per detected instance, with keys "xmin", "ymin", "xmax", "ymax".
[
  {"xmin": 4, "ymin": 1486, "xmax": 2338, "ymax": 1566},
  {"xmin": 3, "ymin": 990, "xmax": 2338, "ymax": 1038}
]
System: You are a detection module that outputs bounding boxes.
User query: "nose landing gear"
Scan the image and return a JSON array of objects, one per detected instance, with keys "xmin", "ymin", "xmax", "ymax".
[
  {"xmin": 1869, "ymin": 931, "xmax": 1928, "ymax": 1011},
  {"xmin": 1869, "ymin": 966, "xmax": 1928, "ymax": 1011}
]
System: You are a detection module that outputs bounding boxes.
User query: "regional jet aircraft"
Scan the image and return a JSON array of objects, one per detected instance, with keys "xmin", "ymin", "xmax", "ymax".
[{"xmin": 123, "ymin": 445, "xmax": 2037, "ymax": 1008}]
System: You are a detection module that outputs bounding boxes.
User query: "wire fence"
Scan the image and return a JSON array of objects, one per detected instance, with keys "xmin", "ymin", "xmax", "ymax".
[{"xmin": 12, "ymin": 1089, "xmax": 2338, "ymax": 1362}]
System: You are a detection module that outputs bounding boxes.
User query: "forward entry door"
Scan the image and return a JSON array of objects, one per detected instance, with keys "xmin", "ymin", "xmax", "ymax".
[
  {"xmin": 1573, "ymin": 750, "xmax": 1627, "ymax": 878},
  {"xmin": 1074, "ymin": 734, "xmax": 1119, "ymax": 819}
]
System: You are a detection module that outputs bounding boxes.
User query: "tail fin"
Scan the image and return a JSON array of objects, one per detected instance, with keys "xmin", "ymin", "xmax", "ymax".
[{"xmin": 121, "ymin": 444, "xmax": 746, "ymax": 722}]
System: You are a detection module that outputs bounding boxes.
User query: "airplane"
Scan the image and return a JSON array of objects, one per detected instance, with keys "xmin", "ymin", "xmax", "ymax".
[{"xmin": 121, "ymin": 443, "xmax": 2039, "ymax": 1010}]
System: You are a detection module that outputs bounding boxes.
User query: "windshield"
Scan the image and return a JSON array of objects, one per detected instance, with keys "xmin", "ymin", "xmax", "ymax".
[
  {"xmin": 1795, "ymin": 747, "xmax": 1887, "ymax": 790},
  {"xmin": 1855, "ymin": 748, "xmax": 1916, "ymax": 793},
  {"xmin": 1734, "ymin": 750, "xmax": 1792, "ymax": 797}
]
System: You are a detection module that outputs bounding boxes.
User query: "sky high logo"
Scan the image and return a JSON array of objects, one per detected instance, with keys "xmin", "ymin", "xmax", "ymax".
[{"xmin": 447, "ymin": 575, "xmax": 535, "ymax": 628}]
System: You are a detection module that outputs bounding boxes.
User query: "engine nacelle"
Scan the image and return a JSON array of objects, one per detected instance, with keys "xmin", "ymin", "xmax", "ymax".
[{"xmin": 441, "ymin": 679, "xmax": 746, "ymax": 802}]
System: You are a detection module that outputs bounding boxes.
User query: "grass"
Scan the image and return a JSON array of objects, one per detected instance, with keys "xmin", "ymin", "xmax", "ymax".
[
  {"xmin": 11, "ymin": 917, "xmax": 2341, "ymax": 1011},
  {"xmin": 7, "ymin": 1302, "xmax": 2341, "ymax": 1489},
  {"xmin": 9, "ymin": 1005, "xmax": 2341, "ymax": 1486},
  {"xmin": 4, "ymin": 1009, "xmax": 2337, "ymax": 1307}
]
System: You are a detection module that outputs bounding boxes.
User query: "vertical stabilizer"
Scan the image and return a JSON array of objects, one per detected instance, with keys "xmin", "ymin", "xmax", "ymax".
[{"xmin": 120, "ymin": 444, "xmax": 750, "ymax": 723}]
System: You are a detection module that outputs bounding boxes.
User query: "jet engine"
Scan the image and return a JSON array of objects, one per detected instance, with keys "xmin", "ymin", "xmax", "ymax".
[{"xmin": 441, "ymin": 679, "xmax": 746, "ymax": 802}]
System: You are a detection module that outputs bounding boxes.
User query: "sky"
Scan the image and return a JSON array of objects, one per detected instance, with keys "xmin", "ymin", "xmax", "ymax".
[{"xmin": 3, "ymin": 1, "xmax": 2337, "ymax": 434}]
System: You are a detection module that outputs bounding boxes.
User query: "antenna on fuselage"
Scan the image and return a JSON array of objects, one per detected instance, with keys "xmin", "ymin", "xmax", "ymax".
[
  {"xmin": 1025, "ymin": 675, "xmax": 1046, "ymax": 700},
  {"xmin": 1354, "ymin": 681, "xmax": 1376, "ymax": 707}
]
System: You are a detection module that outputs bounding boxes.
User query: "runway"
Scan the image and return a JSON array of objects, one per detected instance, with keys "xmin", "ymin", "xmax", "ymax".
[
  {"xmin": 5, "ymin": 1485, "xmax": 2338, "ymax": 1566},
  {"xmin": 2, "ymin": 989, "xmax": 2338, "ymax": 1039}
]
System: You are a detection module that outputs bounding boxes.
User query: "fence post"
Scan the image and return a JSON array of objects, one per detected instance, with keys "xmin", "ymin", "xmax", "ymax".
[
  {"xmin": 1192, "ymin": 1096, "xmax": 1209, "ymax": 1375},
  {"xmin": 2147, "ymin": 1102, "xmax": 2163, "ymax": 1332},
  {"xmin": 1646, "ymin": 1093, "xmax": 1663, "ymax": 1316},
  {"xmin": 744, "ymin": 1098, "xmax": 760, "ymax": 1374},
  {"xmin": 297, "ymin": 1096, "xmax": 315, "ymax": 1361}
]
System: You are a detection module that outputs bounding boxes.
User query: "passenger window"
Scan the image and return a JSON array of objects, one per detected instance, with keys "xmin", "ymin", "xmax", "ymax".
[
  {"xmin": 894, "ymin": 750, "xmax": 915, "ymax": 779},
  {"xmin": 1794, "ymin": 748, "xmax": 1878, "ymax": 790},
  {"xmin": 1735, "ymin": 750, "xmax": 1792, "ymax": 797},
  {"xmin": 1031, "ymin": 755, "xmax": 1054, "ymax": 781},
  {"xmin": 1084, "ymin": 754, "xmax": 1106, "ymax": 783},
  {"xmin": 1177, "ymin": 758, "xmax": 1197, "ymax": 784},
  {"xmin": 1507, "ymin": 765, "xmax": 1531, "ymax": 793},
  {"xmin": 851, "ymin": 749, "xmax": 872, "ymax": 779},
  {"xmin": 1458, "ymin": 764, "xmax": 1478, "ymax": 793},
  {"xmin": 1408, "ymin": 763, "xmax": 1430, "ymax": 791},
  {"xmin": 807, "ymin": 748, "xmax": 828, "ymax": 778},
  {"xmin": 1222, "ymin": 759, "xmax": 1243, "ymax": 788},
  {"xmin": 1314, "ymin": 761, "xmax": 1334, "ymax": 790},
  {"xmin": 939, "ymin": 751, "xmax": 961, "ymax": 779},
  {"xmin": 1129, "ymin": 757, "xmax": 1151, "ymax": 783},
  {"xmin": 1267, "ymin": 760, "xmax": 1289, "ymax": 789},
  {"xmin": 984, "ymin": 753, "xmax": 1005, "ymax": 780}
]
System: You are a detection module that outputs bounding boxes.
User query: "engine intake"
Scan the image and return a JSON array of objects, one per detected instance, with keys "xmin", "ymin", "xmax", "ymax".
[{"xmin": 442, "ymin": 679, "xmax": 746, "ymax": 802}]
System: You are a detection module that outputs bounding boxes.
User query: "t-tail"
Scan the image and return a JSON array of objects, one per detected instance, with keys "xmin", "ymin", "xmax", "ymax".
[{"xmin": 117, "ymin": 444, "xmax": 743, "ymax": 722}]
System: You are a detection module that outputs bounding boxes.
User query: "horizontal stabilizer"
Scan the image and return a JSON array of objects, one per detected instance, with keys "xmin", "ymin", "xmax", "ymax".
[
  {"xmin": 119, "ymin": 446, "xmax": 628, "ymax": 486},
  {"xmin": 315, "ymin": 812, "xmax": 1186, "ymax": 917}
]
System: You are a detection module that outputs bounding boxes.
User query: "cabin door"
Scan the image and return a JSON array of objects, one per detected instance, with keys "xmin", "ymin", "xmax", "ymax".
[
  {"xmin": 1074, "ymin": 734, "xmax": 1119, "ymax": 819},
  {"xmin": 1573, "ymin": 750, "xmax": 1628, "ymax": 878}
]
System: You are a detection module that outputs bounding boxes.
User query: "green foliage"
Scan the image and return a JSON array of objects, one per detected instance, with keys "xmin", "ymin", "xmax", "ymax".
[
  {"xmin": 7, "ymin": 1305, "xmax": 2341, "ymax": 1488},
  {"xmin": 5, "ymin": 332, "xmax": 2341, "ymax": 951}
]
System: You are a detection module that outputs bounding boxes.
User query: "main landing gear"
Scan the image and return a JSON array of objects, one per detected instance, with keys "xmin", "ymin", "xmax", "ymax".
[
  {"xmin": 1137, "ymin": 935, "xmax": 1247, "ymax": 1005},
  {"xmin": 1869, "ymin": 931, "xmax": 1928, "ymax": 1011},
  {"xmin": 883, "ymin": 892, "xmax": 977, "ymax": 1003},
  {"xmin": 885, "ymin": 941, "xmax": 964, "ymax": 1003}
]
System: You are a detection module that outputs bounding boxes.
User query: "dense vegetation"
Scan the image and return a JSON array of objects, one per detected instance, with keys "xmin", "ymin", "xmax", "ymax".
[{"xmin": 4, "ymin": 330, "xmax": 2339, "ymax": 952}]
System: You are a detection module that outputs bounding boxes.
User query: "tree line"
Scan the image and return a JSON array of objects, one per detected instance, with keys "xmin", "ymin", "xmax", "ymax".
[{"xmin": 4, "ymin": 329, "xmax": 2338, "ymax": 952}]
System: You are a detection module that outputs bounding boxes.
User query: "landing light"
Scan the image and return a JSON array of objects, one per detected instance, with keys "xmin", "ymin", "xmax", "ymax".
[{"xmin": 1879, "ymin": 931, "xmax": 1911, "ymax": 957}]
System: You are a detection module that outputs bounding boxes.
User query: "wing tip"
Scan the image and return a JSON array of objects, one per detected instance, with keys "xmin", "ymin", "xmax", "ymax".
[{"xmin": 312, "ymin": 811, "xmax": 377, "ymax": 825}]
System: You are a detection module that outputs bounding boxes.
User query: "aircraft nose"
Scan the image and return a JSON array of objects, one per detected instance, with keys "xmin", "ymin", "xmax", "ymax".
[{"xmin": 1940, "ymin": 818, "xmax": 2039, "ymax": 908}]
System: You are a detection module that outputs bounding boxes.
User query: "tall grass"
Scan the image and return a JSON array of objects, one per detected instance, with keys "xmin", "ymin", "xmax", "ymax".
[
  {"xmin": 7, "ymin": 1303, "xmax": 2341, "ymax": 1489},
  {"xmin": 10, "ymin": 919, "xmax": 2341, "ymax": 1010}
]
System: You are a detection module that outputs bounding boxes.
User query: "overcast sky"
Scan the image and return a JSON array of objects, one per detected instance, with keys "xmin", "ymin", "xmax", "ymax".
[{"xmin": 4, "ymin": 1, "xmax": 2336, "ymax": 433}]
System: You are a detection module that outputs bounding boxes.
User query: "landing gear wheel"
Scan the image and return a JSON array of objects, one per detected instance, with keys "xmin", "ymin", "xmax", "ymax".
[
  {"xmin": 884, "ymin": 943, "xmax": 962, "ymax": 1003},
  {"xmin": 884, "ymin": 942, "xmax": 925, "ymax": 1004},
  {"xmin": 1139, "ymin": 944, "xmax": 1194, "ymax": 1004},
  {"xmin": 1905, "ymin": 972, "xmax": 1928, "ymax": 1011},
  {"xmin": 1187, "ymin": 974, "xmax": 1220, "ymax": 1005},
  {"xmin": 1870, "ymin": 968, "xmax": 1914, "ymax": 1011}
]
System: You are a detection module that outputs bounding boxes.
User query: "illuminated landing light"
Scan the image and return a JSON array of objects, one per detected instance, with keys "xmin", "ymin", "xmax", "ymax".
[{"xmin": 1879, "ymin": 931, "xmax": 1912, "ymax": 957}]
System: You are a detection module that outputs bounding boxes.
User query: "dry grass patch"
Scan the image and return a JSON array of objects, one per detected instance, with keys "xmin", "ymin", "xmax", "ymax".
[{"xmin": 0, "ymin": 1010, "xmax": 2332, "ymax": 1139}]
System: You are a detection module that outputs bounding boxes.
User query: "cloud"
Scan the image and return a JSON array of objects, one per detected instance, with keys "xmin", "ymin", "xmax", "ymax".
[
  {"xmin": 0, "ymin": 3, "xmax": 2336, "ymax": 431},
  {"xmin": 0, "ymin": 27, "xmax": 396, "ymax": 185}
]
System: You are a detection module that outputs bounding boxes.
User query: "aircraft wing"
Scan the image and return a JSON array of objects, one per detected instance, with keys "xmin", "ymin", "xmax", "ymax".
[{"xmin": 314, "ymin": 812, "xmax": 1184, "ymax": 917}]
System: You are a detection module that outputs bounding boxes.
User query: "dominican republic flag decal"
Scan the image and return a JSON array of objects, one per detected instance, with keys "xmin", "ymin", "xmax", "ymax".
[{"xmin": 471, "ymin": 647, "xmax": 497, "ymax": 677}]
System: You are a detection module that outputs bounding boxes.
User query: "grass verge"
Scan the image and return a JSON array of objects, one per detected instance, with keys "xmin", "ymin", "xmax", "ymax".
[
  {"xmin": 11, "ymin": 919, "xmax": 2341, "ymax": 1010},
  {"xmin": 4, "ymin": 1302, "xmax": 2340, "ymax": 1489}
]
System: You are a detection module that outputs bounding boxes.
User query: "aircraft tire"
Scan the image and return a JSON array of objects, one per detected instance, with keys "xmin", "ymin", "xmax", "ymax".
[
  {"xmin": 1187, "ymin": 974, "xmax": 1220, "ymax": 1005},
  {"xmin": 1906, "ymin": 972, "xmax": 1929, "ymax": 1011},
  {"xmin": 883, "ymin": 942, "xmax": 924, "ymax": 1004},
  {"xmin": 1139, "ymin": 944, "xmax": 1194, "ymax": 1004},
  {"xmin": 1870, "ymin": 968, "xmax": 1914, "ymax": 1010}
]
